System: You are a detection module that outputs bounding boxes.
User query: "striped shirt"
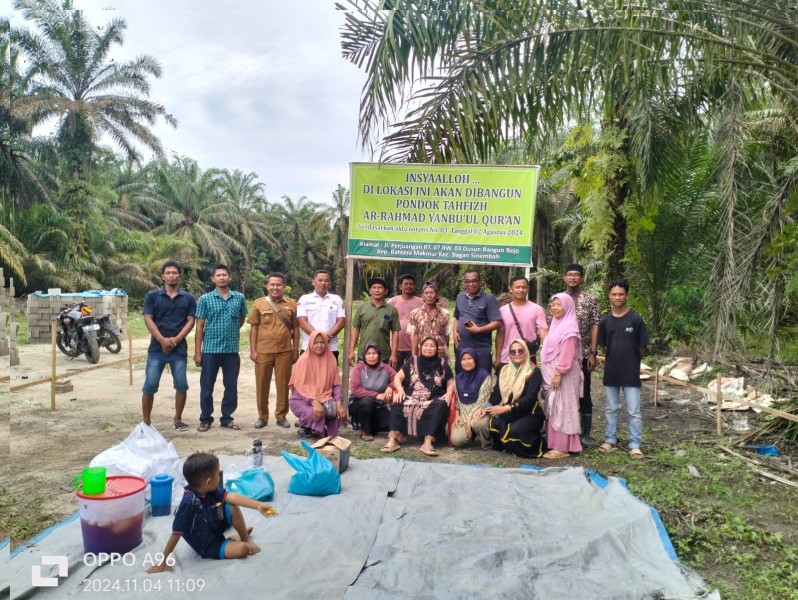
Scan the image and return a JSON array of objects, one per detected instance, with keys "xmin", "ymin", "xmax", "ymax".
[{"xmin": 195, "ymin": 289, "xmax": 248, "ymax": 353}]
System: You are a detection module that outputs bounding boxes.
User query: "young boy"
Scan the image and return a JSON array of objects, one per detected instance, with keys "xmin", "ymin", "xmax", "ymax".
[
  {"xmin": 597, "ymin": 279, "xmax": 649, "ymax": 458},
  {"xmin": 147, "ymin": 452, "xmax": 277, "ymax": 572}
]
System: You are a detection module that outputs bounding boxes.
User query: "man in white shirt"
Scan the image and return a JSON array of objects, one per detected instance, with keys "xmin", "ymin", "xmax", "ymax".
[{"xmin": 296, "ymin": 269, "xmax": 346, "ymax": 361}]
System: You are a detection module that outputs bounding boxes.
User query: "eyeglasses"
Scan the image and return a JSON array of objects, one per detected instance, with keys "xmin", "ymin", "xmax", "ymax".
[{"xmin": 509, "ymin": 348, "xmax": 526, "ymax": 356}]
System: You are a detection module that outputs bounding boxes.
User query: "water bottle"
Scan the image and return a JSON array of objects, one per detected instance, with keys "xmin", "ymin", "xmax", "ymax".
[{"xmin": 251, "ymin": 439, "xmax": 263, "ymax": 468}]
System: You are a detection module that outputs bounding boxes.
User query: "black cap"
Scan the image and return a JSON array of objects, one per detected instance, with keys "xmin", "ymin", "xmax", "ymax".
[
  {"xmin": 368, "ymin": 277, "xmax": 388, "ymax": 289},
  {"xmin": 564, "ymin": 263, "xmax": 584, "ymax": 275}
]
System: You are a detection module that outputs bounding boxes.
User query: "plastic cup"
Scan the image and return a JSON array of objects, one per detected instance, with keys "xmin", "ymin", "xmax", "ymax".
[{"xmin": 74, "ymin": 467, "xmax": 107, "ymax": 495}]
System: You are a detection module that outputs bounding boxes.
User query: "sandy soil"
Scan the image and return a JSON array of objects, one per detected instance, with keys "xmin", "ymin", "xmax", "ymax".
[{"xmin": 4, "ymin": 335, "xmax": 740, "ymax": 545}]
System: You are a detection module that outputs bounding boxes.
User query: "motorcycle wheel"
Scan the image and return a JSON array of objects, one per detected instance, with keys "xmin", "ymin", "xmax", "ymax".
[
  {"xmin": 56, "ymin": 332, "xmax": 79, "ymax": 357},
  {"xmin": 55, "ymin": 332, "xmax": 71, "ymax": 356},
  {"xmin": 85, "ymin": 335, "xmax": 100, "ymax": 364},
  {"xmin": 101, "ymin": 330, "xmax": 122, "ymax": 353}
]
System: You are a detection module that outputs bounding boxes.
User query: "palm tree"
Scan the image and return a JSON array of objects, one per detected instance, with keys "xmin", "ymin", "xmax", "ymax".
[
  {"xmin": 339, "ymin": 0, "xmax": 798, "ymax": 272},
  {"xmin": 267, "ymin": 196, "xmax": 332, "ymax": 286},
  {"xmin": 327, "ymin": 184, "xmax": 350, "ymax": 283},
  {"xmin": 14, "ymin": 0, "xmax": 176, "ymax": 177},
  {"xmin": 130, "ymin": 157, "xmax": 245, "ymax": 265}
]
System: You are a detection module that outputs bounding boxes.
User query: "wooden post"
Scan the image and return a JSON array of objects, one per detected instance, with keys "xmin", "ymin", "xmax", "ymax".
[
  {"xmin": 128, "ymin": 332, "xmax": 133, "ymax": 386},
  {"xmin": 716, "ymin": 373, "xmax": 722, "ymax": 435},
  {"xmin": 50, "ymin": 321, "xmax": 57, "ymax": 410},
  {"xmin": 341, "ymin": 258, "xmax": 355, "ymax": 405},
  {"xmin": 653, "ymin": 371, "xmax": 659, "ymax": 407}
]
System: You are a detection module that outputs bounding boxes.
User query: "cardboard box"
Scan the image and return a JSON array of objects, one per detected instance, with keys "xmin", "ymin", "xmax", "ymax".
[{"xmin": 311, "ymin": 436, "xmax": 352, "ymax": 473}]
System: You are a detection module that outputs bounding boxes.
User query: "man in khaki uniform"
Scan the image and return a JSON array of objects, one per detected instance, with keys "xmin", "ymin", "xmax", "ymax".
[{"xmin": 248, "ymin": 272, "xmax": 299, "ymax": 428}]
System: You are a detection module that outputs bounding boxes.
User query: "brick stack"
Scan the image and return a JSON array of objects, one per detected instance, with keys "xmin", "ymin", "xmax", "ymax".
[{"xmin": 26, "ymin": 292, "xmax": 128, "ymax": 344}]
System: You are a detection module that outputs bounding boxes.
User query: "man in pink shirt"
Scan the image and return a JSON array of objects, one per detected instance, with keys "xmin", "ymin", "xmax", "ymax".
[
  {"xmin": 388, "ymin": 274, "xmax": 423, "ymax": 368},
  {"xmin": 495, "ymin": 275, "xmax": 548, "ymax": 366}
]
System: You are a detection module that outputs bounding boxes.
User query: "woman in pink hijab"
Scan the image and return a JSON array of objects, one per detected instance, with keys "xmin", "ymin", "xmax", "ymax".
[{"xmin": 540, "ymin": 292, "xmax": 583, "ymax": 458}]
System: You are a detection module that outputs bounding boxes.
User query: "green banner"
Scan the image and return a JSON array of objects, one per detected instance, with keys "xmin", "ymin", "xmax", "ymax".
[{"xmin": 348, "ymin": 163, "xmax": 538, "ymax": 266}]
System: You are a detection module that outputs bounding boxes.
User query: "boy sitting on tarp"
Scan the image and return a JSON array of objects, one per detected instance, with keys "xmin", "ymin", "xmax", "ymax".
[{"xmin": 147, "ymin": 452, "xmax": 277, "ymax": 571}]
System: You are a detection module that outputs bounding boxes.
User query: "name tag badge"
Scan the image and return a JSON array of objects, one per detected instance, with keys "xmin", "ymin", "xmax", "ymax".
[{"xmin": 626, "ymin": 327, "xmax": 634, "ymax": 333}]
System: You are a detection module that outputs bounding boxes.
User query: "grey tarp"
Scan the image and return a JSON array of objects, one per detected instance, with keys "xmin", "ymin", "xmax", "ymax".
[{"xmin": 7, "ymin": 456, "xmax": 718, "ymax": 600}]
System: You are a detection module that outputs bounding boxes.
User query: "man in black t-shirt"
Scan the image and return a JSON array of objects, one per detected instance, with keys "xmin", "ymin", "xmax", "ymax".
[{"xmin": 597, "ymin": 279, "xmax": 649, "ymax": 457}]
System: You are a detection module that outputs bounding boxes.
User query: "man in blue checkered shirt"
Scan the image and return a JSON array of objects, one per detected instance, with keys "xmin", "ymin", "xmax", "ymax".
[{"xmin": 194, "ymin": 264, "xmax": 248, "ymax": 431}]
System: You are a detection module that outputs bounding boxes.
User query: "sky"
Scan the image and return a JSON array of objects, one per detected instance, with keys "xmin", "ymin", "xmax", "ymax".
[{"xmin": 4, "ymin": 0, "xmax": 372, "ymax": 205}]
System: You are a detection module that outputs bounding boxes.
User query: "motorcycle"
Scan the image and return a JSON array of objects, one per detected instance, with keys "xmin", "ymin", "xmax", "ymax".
[
  {"xmin": 95, "ymin": 314, "xmax": 122, "ymax": 353},
  {"xmin": 55, "ymin": 302, "xmax": 101, "ymax": 364}
]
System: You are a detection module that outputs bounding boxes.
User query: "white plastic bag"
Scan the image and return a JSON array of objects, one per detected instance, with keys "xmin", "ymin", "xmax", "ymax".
[{"xmin": 90, "ymin": 423, "xmax": 184, "ymax": 500}]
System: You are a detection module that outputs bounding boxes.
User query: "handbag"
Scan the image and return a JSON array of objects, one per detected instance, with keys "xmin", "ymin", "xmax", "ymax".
[
  {"xmin": 508, "ymin": 304, "xmax": 539, "ymax": 357},
  {"xmin": 322, "ymin": 399, "xmax": 338, "ymax": 420}
]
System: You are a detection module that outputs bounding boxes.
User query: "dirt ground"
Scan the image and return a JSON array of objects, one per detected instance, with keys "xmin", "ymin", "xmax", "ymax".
[{"xmin": 0, "ymin": 336, "xmax": 786, "ymax": 543}]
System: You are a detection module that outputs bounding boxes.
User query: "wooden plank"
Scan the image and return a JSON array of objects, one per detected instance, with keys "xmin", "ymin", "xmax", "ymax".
[
  {"xmin": 719, "ymin": 446, "xmax": 798, "ymax": 478},
  {"xmin": 656, "ymin": 374, "xmax": 798, "ymax": 424},
  {"xmin": 50, "ymin": 323, "xmax": 57, "ymax": 410},
  {"xmin": 716, "ymin": 373, "xmax": 722, "ymax": 435},
  {"xmin": 756, "ymin": 470, "xmax": 798, "ymax": 489},
  {"xmin": 10, "ymin": 353, "xmax": 147, "ymax": 392}
]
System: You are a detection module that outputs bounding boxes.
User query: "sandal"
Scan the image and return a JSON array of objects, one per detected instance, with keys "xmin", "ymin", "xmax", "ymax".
[
  {"xmin": 381, "ymin": 440, "xmax": 401, "ymax": 453},
  {"xmin": 629, "ymin": 448, "xmax": 644, "ymax": 458},
  {"xmin": 221, "ymin": 421, "xmax": 241, "ymax": 430},
  {"xmin": 543, "ymin": 450, "xmax": 570, "ymax": 459},
  {"xmin": 359, "ymin": 433, "xmax": 374, "ymax": 442},
  {"xmin": 419, "ymin": 446, "xmax": 438, "ymax": 457},
  {"xmin": 197, "ymin": 423, "xmax": 211, "ymax": 432},
  {"xmin": 173, "ymin": 421, "xmax": 189, "ymax": 432},
  {"xmin": 598, "ymin": 443, "xmax": 616, "ymax": 453}
]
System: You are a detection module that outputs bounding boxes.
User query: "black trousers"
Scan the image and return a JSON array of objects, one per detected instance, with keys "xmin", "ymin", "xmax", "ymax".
[
  {"xmin": 349, "ymin": 396, "xmax": 390, "ymax": 435},
  {"xmin": 389, "ymin": 398, "xmax": 448, "ymax": 440},
  {"xmin": 580, "ymin": 357, "xmax": 592, "ymax": 415}
]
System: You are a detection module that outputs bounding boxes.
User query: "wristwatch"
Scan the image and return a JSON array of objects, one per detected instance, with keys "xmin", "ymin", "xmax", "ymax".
[{"xmin": 587, "ymin": 350, "xmax": 597, "ymax": 356}]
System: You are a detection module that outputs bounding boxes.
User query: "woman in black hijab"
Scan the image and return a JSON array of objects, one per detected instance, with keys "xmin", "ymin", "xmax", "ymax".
[{"xmin": 382, "ymin": 336, "xmax": 454, "ymax": 456}]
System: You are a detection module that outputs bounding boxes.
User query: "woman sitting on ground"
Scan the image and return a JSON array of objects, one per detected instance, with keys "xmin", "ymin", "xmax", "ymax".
[
  {"xmin": 383, "ymin": 336, "xmax": 454, "ymax": 457},
  {"xmin": 540, "ymin": 293, "xmax": 583, "ymax": 459},
  {"xmin": 450, "ymin": 347, "xmax": 493, "ymax": 448},
  {"xmin": 289, "ymin": 330, "xmax": 346, "ymax": 438},
  {"xmin": 471, "ymin": 339, "xmax": 545, "ymax": 458},
  {"xmin": 349, "ymin": 341, "xmax": 396, "ymax": 441}
]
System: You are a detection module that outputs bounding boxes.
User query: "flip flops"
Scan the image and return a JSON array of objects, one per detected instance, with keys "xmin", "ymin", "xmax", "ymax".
[
  {"xmin": 197, "ymin": 422, "xmax": 211, "ymax": 432},
  {"xmin": 220, "ymin": 421, "xmax": 241, "ymax": 430},
  {"xmin": 543, "ymin": 450, "xmax": 570, "ymax": 459},
  {"xmin": 173, "ymin": 421, "xmax": 189, "ymax": 432},
  {"xmin": 598, "ymin": 443, "xmax": 616, "ymax": 453},
  {"xmin": 381, "ymin": 440, "xmax": 401, "ymax": 453},
  {"xmin": 419, "ymin": 446, "xmax": 439, "ymax": 457},
  {"xmin": 629, "ymin": 448, "xmax": 644, "ymax": 458},
  {"xmin": 359, "ymin": 433, "xmax": 374, "ymax": 441}
]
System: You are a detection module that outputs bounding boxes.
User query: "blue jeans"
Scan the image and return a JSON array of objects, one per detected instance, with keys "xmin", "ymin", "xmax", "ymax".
[
  {"xmin": 603, "ymin": 386, "xmax": 642, "ymax": 449},
  {"xmin": 199, "ymin": 353, "xmax": 240, "ymax": 425},
  {"xmin": 142, "ymin": 352, "xmax": 188, "ymax": 395}
]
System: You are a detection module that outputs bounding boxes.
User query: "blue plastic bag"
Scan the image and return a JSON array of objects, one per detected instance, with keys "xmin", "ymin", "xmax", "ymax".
[
  {"xmin": 225, "ymin": 468, "xmax": 275, "ymax": 501},
  {"xmin": 281, "ymin": 440, "xmax": 341, "ymax": 496}
]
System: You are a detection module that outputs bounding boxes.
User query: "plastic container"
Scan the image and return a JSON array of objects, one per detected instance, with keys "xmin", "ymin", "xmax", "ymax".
[
  {"xmin": 150, "ymin": 474, "xmax": 174, "ymax": 517},
  {"xmin": 76, "ymin": 475, "xmax": 146, "ymax": 554},
  {"xmin": 74, "ymin": 467, "xmax": 107, "ymax": 495},
  {"xmin": 251, "ymin": 440, "xmax": 263, "ymax": 468}
]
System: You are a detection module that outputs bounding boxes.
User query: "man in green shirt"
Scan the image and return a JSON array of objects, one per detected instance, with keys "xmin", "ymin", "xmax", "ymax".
[{"xmin": 349, "ymin": 277, "xmax": 401, "ymax": 368}]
